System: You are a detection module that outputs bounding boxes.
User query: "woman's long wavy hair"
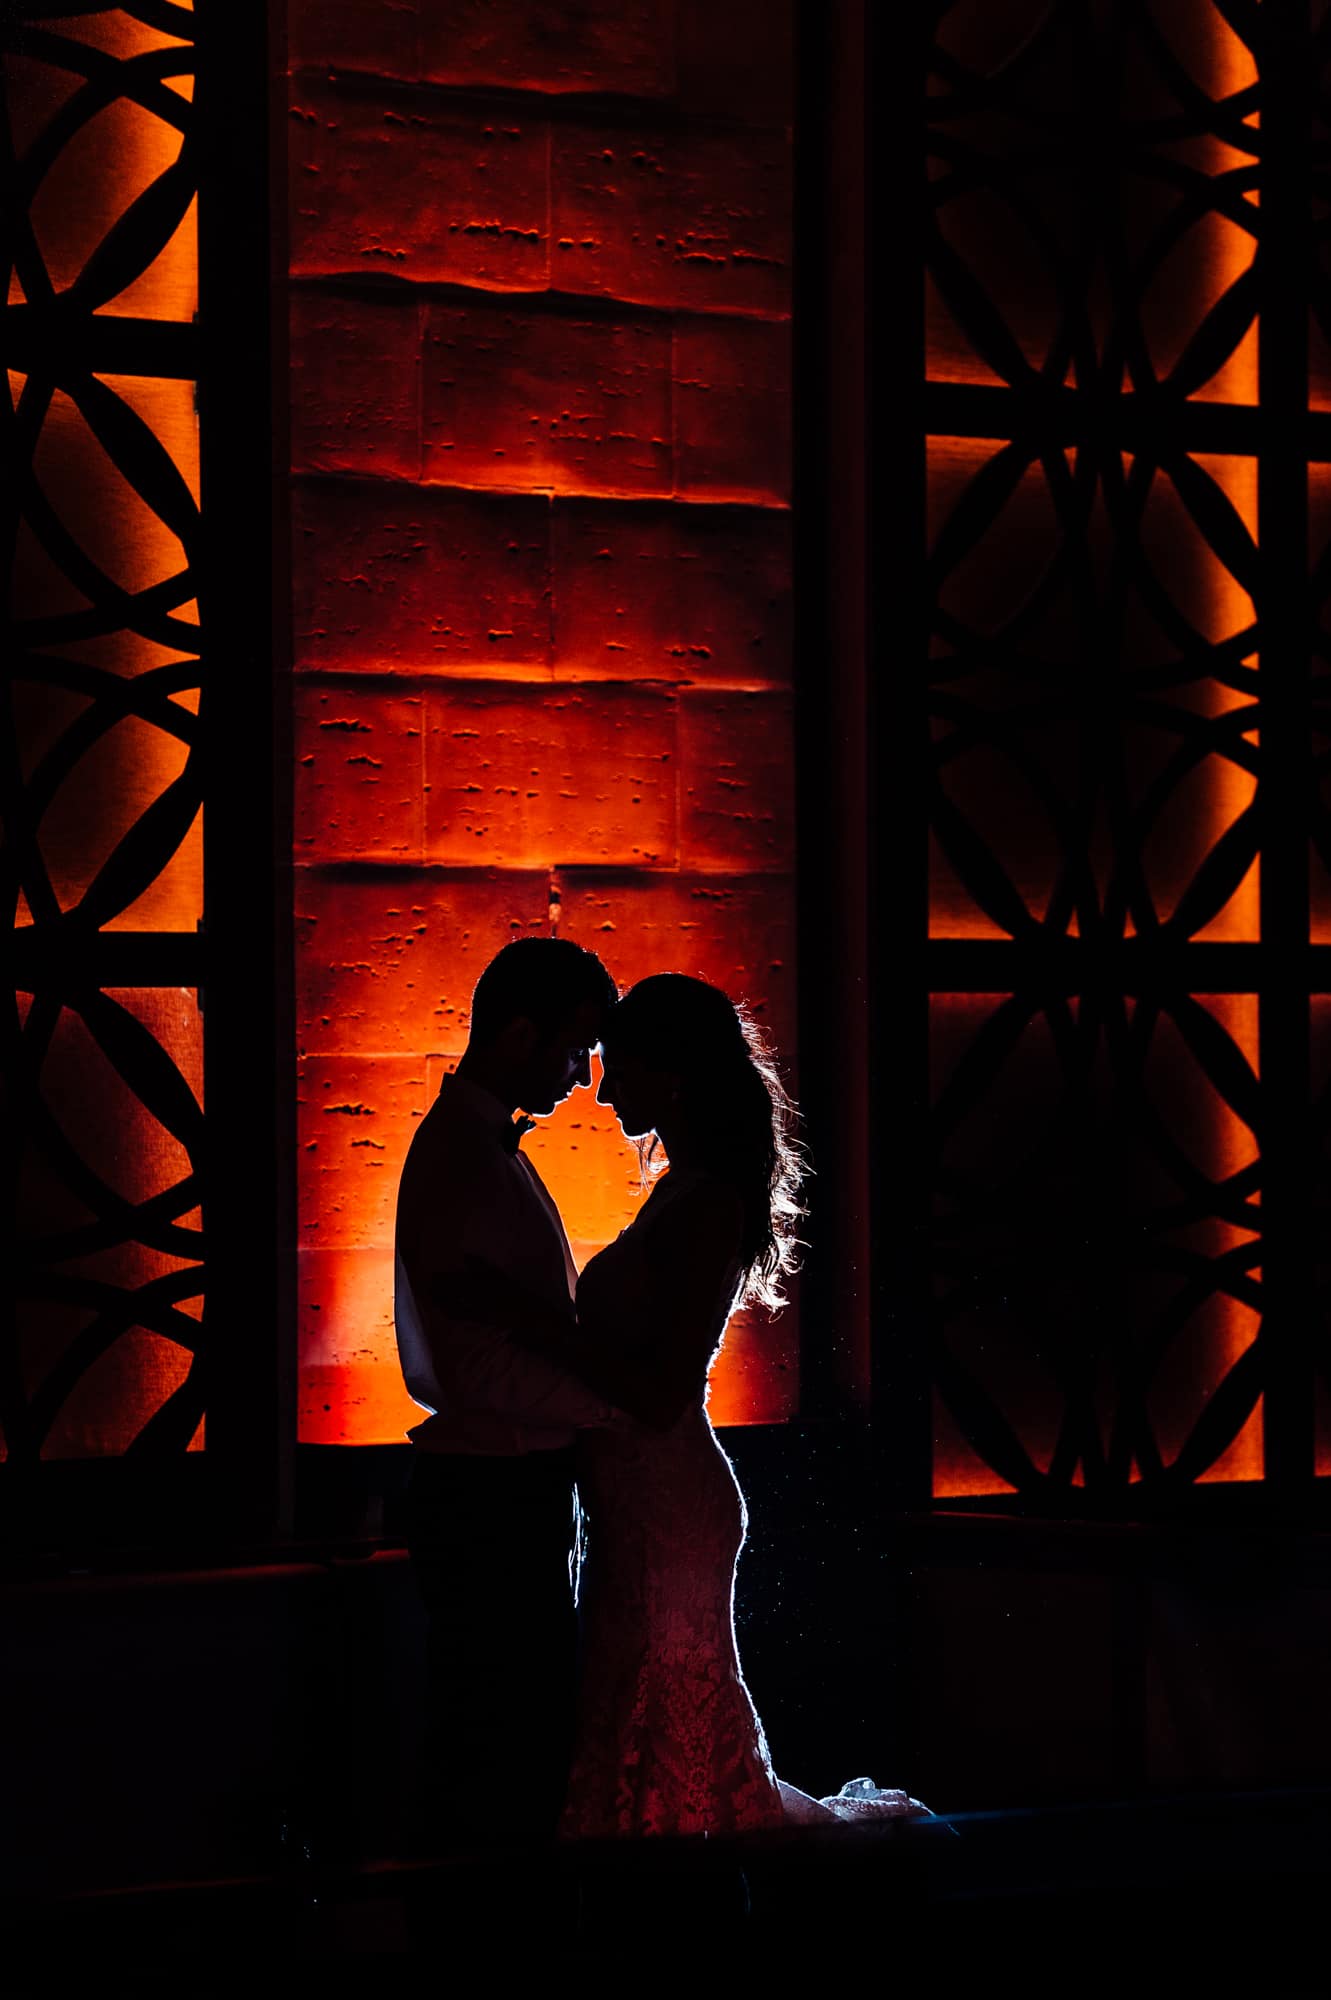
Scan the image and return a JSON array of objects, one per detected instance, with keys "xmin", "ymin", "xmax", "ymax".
[{"xmin": 602, "ymin": 974, "xmax": 807, "ymax": 1314}]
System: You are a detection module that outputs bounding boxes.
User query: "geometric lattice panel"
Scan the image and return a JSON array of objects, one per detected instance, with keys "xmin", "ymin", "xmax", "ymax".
[
  {"xmin": 928, "ymin": 4, "xmax": 1260, "ymax": 950},
  {"xmin": 932, "ymin": 990, "xmax": 1261, "ymax": 1498},
  {"xmin": 922, "ymin": 1, "xmax": 1328, "ymax": 1506},
  {"xmin": 6, "ymin": 986, "xmax": 205, "ymax": 1459},
  {"xmin": 3, "ymin": 5, "xmax": 206, "ymax": 1460}
]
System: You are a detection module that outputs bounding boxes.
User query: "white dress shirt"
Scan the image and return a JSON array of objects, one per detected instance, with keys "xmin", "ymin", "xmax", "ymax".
[{"xmin": 393, "ymin": 1073, "xmax": 613, "ymax": 1454}]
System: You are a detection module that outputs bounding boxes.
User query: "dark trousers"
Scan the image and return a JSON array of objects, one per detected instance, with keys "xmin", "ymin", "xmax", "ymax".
[{"xmin": 406, "ymin": 1446, "xmax": 578, "ymax": 1849}]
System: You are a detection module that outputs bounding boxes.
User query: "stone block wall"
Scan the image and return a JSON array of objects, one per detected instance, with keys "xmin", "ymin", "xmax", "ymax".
[{"xmin": 287, "ymin": 0, "xmax": 797, "ymax": 1442}]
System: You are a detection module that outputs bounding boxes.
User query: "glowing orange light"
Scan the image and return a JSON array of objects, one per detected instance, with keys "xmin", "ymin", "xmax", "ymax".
[
  {"xmin": 5, "ymin": 8, "xmax": 204, "ymax": 1459},
  {"xmin": 289, "ymin": 10, "xmax": 797, "ymax": 1442}
]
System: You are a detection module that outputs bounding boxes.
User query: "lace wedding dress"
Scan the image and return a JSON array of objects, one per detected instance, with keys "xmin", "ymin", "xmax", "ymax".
[{"xmin": 562, "ymin": 1169, "xmax": 927, "ymax": 1839}]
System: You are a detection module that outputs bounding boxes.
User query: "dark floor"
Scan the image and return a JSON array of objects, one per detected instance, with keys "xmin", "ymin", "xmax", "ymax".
[{"xmin": 7, "ymin": 1788, "xmax": 1328, "ymax": 1991}]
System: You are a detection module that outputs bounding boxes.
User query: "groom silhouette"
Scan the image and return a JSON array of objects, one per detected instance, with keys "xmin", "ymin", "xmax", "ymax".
[{"xmin": 394, "ymin": 936, "xmax": 619, "ymax": 1846}]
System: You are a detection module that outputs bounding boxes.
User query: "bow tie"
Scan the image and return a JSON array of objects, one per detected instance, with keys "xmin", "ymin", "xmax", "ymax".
[{"xmin": 501, "ymin": 1114, "xmax": 537, "ymax": 1154}]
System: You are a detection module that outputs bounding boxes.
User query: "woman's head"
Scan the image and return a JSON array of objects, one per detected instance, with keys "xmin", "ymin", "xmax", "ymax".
[{"xmin": 598, "ymin": 974, "xmax": 806, "ymax": 1314}]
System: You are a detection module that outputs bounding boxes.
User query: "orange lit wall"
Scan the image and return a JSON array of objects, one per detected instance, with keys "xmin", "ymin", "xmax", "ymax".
[{"xmin": 287, "ymin": 1, "xmax": 797, "ymax": 1443}]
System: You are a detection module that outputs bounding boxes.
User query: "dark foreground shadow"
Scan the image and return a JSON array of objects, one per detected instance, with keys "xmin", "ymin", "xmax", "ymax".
[{"xmin": 6, "ymin": 1788, "xmax": 1328, "ymax": 1992}]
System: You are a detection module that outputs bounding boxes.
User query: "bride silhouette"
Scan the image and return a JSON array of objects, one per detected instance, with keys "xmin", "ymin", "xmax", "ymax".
[{"xmin": 449, "ymin": 973, "xmax": 928, "ymax": 1836}]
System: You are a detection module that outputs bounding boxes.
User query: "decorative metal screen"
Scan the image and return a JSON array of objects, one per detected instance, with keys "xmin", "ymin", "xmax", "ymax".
[
  {"xmin": 3, "ymin": 6, "xmax": 207, "ymax": 1461},
  {"xmin": 917, "ymin": 0, "xmax": 1329, "ymax": 1508}
]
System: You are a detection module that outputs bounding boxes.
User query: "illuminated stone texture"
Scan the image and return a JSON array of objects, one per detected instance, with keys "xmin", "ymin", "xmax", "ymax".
[
  {"xmin": 295, "ymin": 685, "xmax": 425, "ymax": 862},
  {"xmin": 290, "ymin": 84, "xmax": 550, "ymax": 290},
  {"xmin": 522, "ymin": 1074, "xmax": 645, "ymax": 1253},
  {"xmin": 705, "ymin": 1306, "xmax": 798, "ymax": 1427},
  {"xmin": 293, "ymin": 482, "xmax": 791, "ymax": 686},
  {"xmin": 296, "ymin": 867, "xmax": 553, "ymax": 1059},
  {"xmin": 674, "ymin": 318, "xmax": 792, "ymax": 504},
  {"xmin": 287, "ymin": 0, "xmax": 419, "ymax": 80},
  {"xmin": 299, "ymin": 1244, "xmax": 413, "ymax": 1445},
  {"xmin": 417, "ymin": 0, "xmax": 676, "ymax": 95},
  {"xmin": 292, "ymin": 479, "xmax": 552, "ymax": 676},
  {"xmin": 290, "ymin": 292, "xmax": 421, "ymax": 481},
  {"xmin": 298, "ymin": 1054, "xmax": 428, "ymax": 1249},
  {"xmin": 289, "ymin": 0, "xmax": 795, "ymax": 1440},
  {"xmin": 551, "ymin": 124, "xmax": 790, "ymax": 315},
  {"xmin": 422, "ymin": 305, "xmax": 672, "ymax": 496},
  {"xmin": 283, "ymin": 0, "xmax": 787, "ymax": 112},
  {"xmin": 294, "ymin": 307, "xmax": 793, "ymax": 505},
  {"xmin": 679, "ymin": 690, "xmax": 796, "ymax": 872},
  {"xmin": 423, "ymin": 686, "xmax": 676, "ymax": 866},
  {"xmin": 551, "ymin": 499, "xmax": 791, "ymax": 686},
  {"xmin": 555, "ymin": 871, "xmax": 797, "ymax": 1068},
  {"xmin": 288, "ymin": 0, "xmax": 677, "ymax": 98}
]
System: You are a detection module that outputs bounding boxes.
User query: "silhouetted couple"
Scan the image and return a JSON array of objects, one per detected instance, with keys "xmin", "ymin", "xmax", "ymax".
[{"xmin": 394, "ymin": 937, "xmax": 925, "ymax": 1850}]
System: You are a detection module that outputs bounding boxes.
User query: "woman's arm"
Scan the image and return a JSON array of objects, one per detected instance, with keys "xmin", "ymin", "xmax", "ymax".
[
  {"xmin": 555, "ymin": 1179, "xmax": 745, "ymax": 1429},
  {"xmin": 416, "ymin": 1265, "xmax": 616, "ymax": 1429},
  {"xmin": 435, "ymin": 1180, "xmax": 745, "ymax": 1430},
  {"xmin": 428, "ymin": 1266, "xmax": 647, "ymax": 1420},
  {"xmin": 431, "ymin": 1266, "xmax": 670, "ymax": 1425}
]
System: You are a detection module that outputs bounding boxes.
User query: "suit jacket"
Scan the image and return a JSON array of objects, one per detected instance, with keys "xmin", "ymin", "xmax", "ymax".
[{"xmin": 393, "ymin": 1073, "xmax": 612, "ymax": 1454}]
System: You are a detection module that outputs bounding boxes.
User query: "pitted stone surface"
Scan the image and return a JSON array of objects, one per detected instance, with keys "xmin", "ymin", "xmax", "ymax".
[
  {"xmin": 422, "ymin": 305, "xmax": 673, "ymax": 496},
  {"xmin": 551, "ymin": 123, "xmax": 790, "ymax": 316},
  {"xmin": 290, "ymin": 292, "xmax": 421, "ymax": 481},
  {"xmin": 287, "ymin": 0, "xmax": 420, "ymax": 78},
  {"xmin": 292, "ymin": 479, "xmax": 553, "ymax": 675},
  {"xmin": 297, "ymin": 1054, "xmax": 428, "ymax": 1249},
  {"xmin": 290, "ymin": 0, "xmax": 676, "ymax": 97},
  {"xmin": 674, "ymin": 318, "xmax": 792, "ymax": 504},
  {"xmin": 290, "ymin": 84, "xmax": 550, "ymax": 291},
  {"xmin": 553, "ymin": 870, "xmax": 796, "ymax": 1065},
  {"xmin": 424, "ymin": 685, "xmax": 677, "ymax": 867},
  {"xmin": 289, "ymin": 0, "xmax": 798, "ymax": 1438},
  {"xmin": 419, "ymin": 0, "xmax": 676, "ymax": 98},
  {"xmin": 679, "ymin": 689, "xmax": 795, "ymax": 873},
  {"xmin": 551, "ymin": 499, "xmax": 791, "ymax": 687},
  {"xmin": 295, "ymin": 868, "xmax": 551, "ymax": 1058},
  {"xmin": 295, "ymin": 686, "xmax": 425, "ymax": 862}
]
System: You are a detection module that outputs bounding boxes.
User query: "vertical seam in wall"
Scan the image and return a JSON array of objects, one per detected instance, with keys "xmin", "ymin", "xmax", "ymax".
[
  {"xmin": 416, "ymin": 291, "xmax": 427, "ymax": 852},
  {"xmin": 673, "ymin": 681, "xmax": 683, "ymax": 873},
  {"xmin": 668, "ymin": 318, "xmax": 678, "ymax": 504},
  {"xmin": 545, "ymin": 121, "xmax": 556, "ymax": 688},
  {"xmin": 546, "ymin": 491, "xmax": 556, "ymax": 683},
  {"xmin": 414, "ymin": 294, "xmax": 425, "ymax": 486},
  {"xmin": 544, "ymin": 116, "xmax": 554, "ymax": 294},
  {"xmin": 540, "ymin": 101, "xmax": 555, "ymax": 915},
  {"xmin": 419, "ymin": 673, "xmax": 429, "ymax": 873}
]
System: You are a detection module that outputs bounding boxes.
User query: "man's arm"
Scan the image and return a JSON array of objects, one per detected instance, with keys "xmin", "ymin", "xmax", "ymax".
[
  {"xmin": 415, "ymin": 1276, "xmax": 616, "ymax": 1429},
  {"xmin": 401, "ymin": 1232, "xmax": 617, "ymax": 1429},
  {"xmin": 438, "ymin": 1185, "xmax": 743, "ymax": 1430},
  {"xmin": 397, "ymin": 1113, "xmax": 620, "ymax": 1430}
]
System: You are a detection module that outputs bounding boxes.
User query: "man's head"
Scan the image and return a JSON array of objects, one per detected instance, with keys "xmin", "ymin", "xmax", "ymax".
[{"xmin": 465, "ymin": 937, "xmax": 618, "ymax": 1115}]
